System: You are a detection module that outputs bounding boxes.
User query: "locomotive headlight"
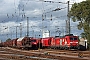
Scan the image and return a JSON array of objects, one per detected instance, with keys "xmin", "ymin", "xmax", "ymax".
[
  {"xmin": 33, "ymin": 43, "xmax": 37, "ymax": 45},
  {"xmin": 70, "ymin": 42, "xmax": 73, "ymax": 43},
  {"xmin": 75, "ymin": 42, "xmax": 78, "ymax": 43}
]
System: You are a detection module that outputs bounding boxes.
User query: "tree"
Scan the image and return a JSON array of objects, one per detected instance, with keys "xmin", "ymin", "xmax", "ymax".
[
  {"xmin": 6, "ymin": 38, "xmax": 11, "ymax": 42},
  {"xmin": 70, "ymin": 0, "xmax": 90, "ymax": 43}
]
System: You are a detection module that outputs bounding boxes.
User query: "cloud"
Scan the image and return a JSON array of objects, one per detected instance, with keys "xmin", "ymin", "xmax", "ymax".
[
  {"xmin": 0, "ymin": 22, "xmax": 19, "ymax": 34},
  {"xmin": 0, "ymin": 0, "xmax": 85, "ymax": 41}
]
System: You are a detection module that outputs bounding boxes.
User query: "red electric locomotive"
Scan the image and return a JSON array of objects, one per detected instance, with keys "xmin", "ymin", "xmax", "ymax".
[
  {"xmin": 65, "ymin": 34, "xmax": 79, "ymax": 49},
  {"xmin": 50, "ymin": 37, "xmax": 67, "ymax": 49},
  {"xmin": 40, "ymin": 37, "xmax": 52, "ymax": 48},
  {"xmin": 39, "ymin": 34, "xmax": 79, "ymax": 50}
]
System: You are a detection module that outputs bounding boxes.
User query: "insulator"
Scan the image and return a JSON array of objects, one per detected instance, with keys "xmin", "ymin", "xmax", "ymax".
[
  {"xmin": 12, "ymin": 14, "xmax": 14, "ymax": 18},
  {"xmin": 51, "ymin": 14, "xmax": 52, "ymax": 21},
  {"xmin": 7, "ymin": 14, "xmax": 9, "ymax": 18},
  {"xmin": 7, "ymin": 14, "xmax": 8, "ymax": 16},
  {"xmin": 45, "ymin": 14, "xmax": 46, "ymax": 18},
  {"xmin": 44, "ymin": 1, "xmax": 47, "ymax": 2},
  {"xmin": 24, "ymin": 14, "xmax": 25, "ymax": 18},
  {"xmin": 42, "ymin": 19, "xmax": 44, "ymax": 20},
  {"xmin": 42, "ymin": 14, "xmax": 44, "ymax": 21},
  {"xmin": 22, "ymin": 9, "xmax": 24, "ymax": 11},
  {"xmin": 22, "ymin": 15, "xmax": 23, "ymax": 18}
]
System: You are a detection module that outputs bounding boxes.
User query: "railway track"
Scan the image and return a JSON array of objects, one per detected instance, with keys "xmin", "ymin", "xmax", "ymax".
[
  {"xmin": 29, "ymin": 49, "xmax": 90, "ymax": 57},
  {"xmin": 0, "ymin": 47, "xmax": 90, "ymax": 60}
]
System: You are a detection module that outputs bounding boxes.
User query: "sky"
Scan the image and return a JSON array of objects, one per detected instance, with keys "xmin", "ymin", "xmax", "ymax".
[{"xmin": 0, "ymin": 0, "xmax": 86, "ymax": 42}]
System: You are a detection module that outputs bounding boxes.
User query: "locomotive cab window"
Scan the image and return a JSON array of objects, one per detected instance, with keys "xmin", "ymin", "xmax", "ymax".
[
  {"xmin": 31, "ymin": 40, "xmax": 36, "ymax": 42},
  {"xmin": 70, "ymin": 37, "xmax": 77, "ymax": 40},
  {"xmin": 70, "ymin": 38, "xmax": 73, "ymax": 40},
  {"xmin": 74, "ymin": 38, "xmax": 77, "ymax": 40}
]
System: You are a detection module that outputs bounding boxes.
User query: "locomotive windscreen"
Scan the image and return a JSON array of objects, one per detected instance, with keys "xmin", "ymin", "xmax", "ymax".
[
  {"xmin": 31, "ymin": 40, "xmax": 36, "ymax": 42},
  {"xmin": 70, "ymin": 37, "xmax": 77, "ymax": 40}
]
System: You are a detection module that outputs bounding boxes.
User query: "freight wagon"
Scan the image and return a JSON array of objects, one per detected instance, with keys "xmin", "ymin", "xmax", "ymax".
[
  {"xmin": 1, "ymin": 37, "xmax": 38, "ymax": 50},
  {"xmin": 0, "ymin": 40, "xmax": 3, "ymax": 47},
  {"xmin": 16, "ymin": 37, "xmax": 38, "ymax": 49},
  {"xmin": 12, "ymin": 38, "xmax": 18, "ymax": 47}
]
